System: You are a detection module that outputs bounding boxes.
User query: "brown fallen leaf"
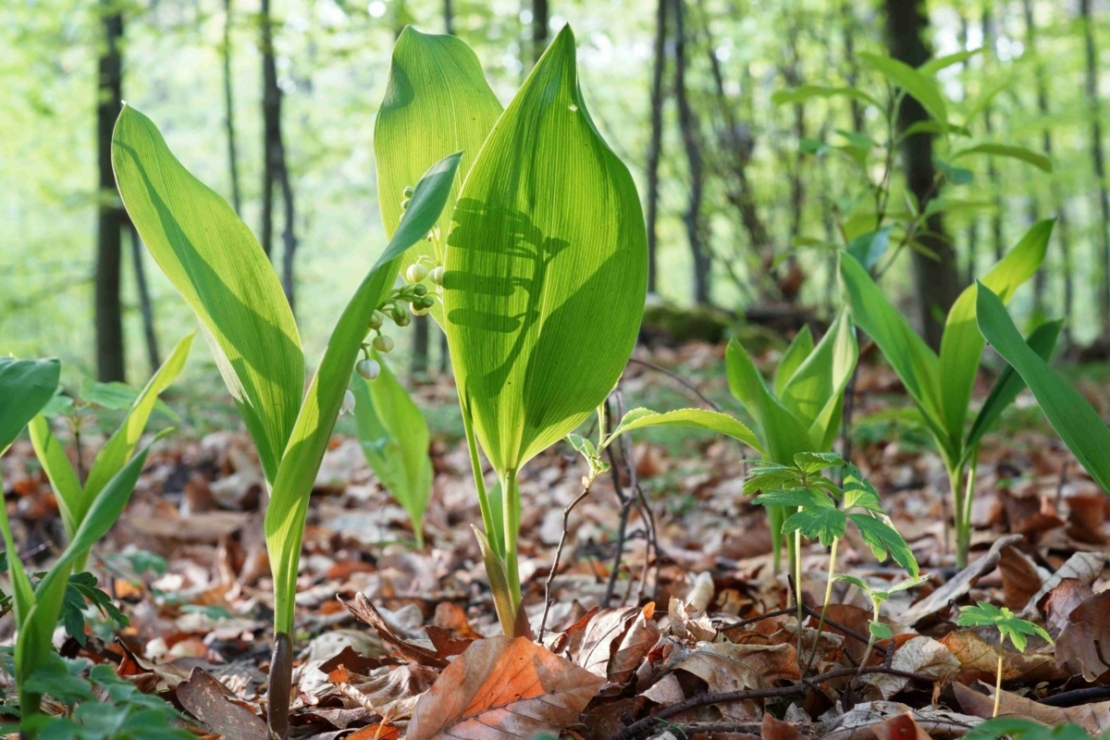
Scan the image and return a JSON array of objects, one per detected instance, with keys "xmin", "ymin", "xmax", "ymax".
[
  {"xmin": 823, "ymin": 701, "xmax": 981, "ymax": 740},
  {"xmin": 899, "ymin": 535, "xmax": 1023, "ymax": 625},
  {"xmin": 608, "ymin": 603, "xmax": 659, "ymax": 686},
  {"xmin": 406, "ymin": 636, "xmax": 604, "ymax": 740},
  {"xmin": 177, "ymin": 667, "xmax": 267, "ymax": 740},
  {"xmin": 870, "ymin": 712, "xmax": 930, "ymax": 740},
  {"xmin": 571, "ymin": 605, "xmax": 643, "ymax": 678},
  {"xmin": 1055, "ymin": 590, "xmax": 1110, "ymax": 681},
  {"xmin": 672, "ymin": 642, "xmax": 798, "ymax": 720},
  {"xmin": 860, "ymin": 636, "xmax": 958, "ymax": 700},
  {"xmin": 347, "ymin": 724, "xmax": 400, "ymax": 740},
  {"xmin": 1043, "ymin": 578, "xmax": 1095, "ymax": 636},
  {"xmin": 939, "ymin": 630, "xmax": 1063, "ymax": 684},
  {"xmin": 343, "ymin": 593, "xmax": 446, "ymax": 668},
  {"xmin": 953, "ymin": 681, "xmax": 1110, "ymax": 734},
  {"xmin": 997, "ymin": 546, "xmax": 1043, "ymax": 610},
  {"xmin": 761, "ymin": 712, "xmax": 807, "ymax": 740},
  {"xmin": 1021, "ymin": 551, "xmax": 1106, "ymax": 618}
]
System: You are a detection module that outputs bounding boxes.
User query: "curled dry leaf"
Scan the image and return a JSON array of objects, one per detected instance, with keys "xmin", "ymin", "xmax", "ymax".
[
  {"xmin": 1043, "ymin": 578, "xmax": 1095, "ymax": 636},
  {"xmin": 608, "ymin": 603, "xmax": 660, "ymax": 686},
  {"xmin": 671, "ymin": 642, "xmax": 799, "ymax": 720},
  {"xmin": 668, "ymin": 596, "xmax": 716, "ymax": 643},
  {"xmin": 869, "ymin": 711, "xmax": 930, "ymax": 740},
  {"xmin": 996, "ymin": 546, "xmax": 1044, "ymax": 610},
  {"xmin": 1021, "ymin": 551, "xmax": 1106, "ymax": 618},
  {"xmin": 343, "ymin": 593, "xmax": 446, "ymax": 667},
  {"xmin": 939, "ymin": 630, "xmax": 1063, "ymax": 684},
  {"xmin": 860, "ymin": 636, "xmax": 958, "ymax": 700},
  {"xmin": 822, "ymin": 701, "xmax": 981, "ymax": 740},
  {"xmin": 406, "ymin": 636, "xmax": 604, "ymax": 740},
  {"xmin": 570, "ymin": 605, "xmax": 646, "ymax": 678},
  {"xmin": 761, "ymin": 712, "xmax": 808, "ymax": 740},
  {"xmin": 331, "ymin": 663, "xmax": 438, "ymax": 720},
  {"xmin": 177, "ymin": 667, "xmax": 267, "ymax": 740},
  {"xmin": 1055, "ymin": 590, "xmax": 1110, "ymax": 681},
  {"xmin": 899, "ymin": 536, "xmax": 1022, "ymax": 625}
]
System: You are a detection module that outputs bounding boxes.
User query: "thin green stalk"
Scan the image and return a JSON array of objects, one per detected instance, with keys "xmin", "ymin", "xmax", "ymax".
[
  {"xmin": 794, "ymin": 528, "xmax": 804, "ymax": 661},
  {"xmin": 805, "ymin": 537, "xmax": 839, "ymax": 672},
  {"xmin": 462, "ymin": 405, "xmax": 498, "ymax": 556},
  {"xmin": 962, "ymin": 449, "xmax": 979, "ymax": 562},
  {"xmin": 849, "ymin": 597, "xmax": 882, "ymax": 692},
  {"xmin": 504, "ymin": 470, "xmax": 522, "ymax": 612},
  {"xmin": 949, "ymin": 465, "xmax": 968, "ymax": 569},
  {"xmin": 993, "ymin": 646, "xmax": 1003, "ymax": 717}
]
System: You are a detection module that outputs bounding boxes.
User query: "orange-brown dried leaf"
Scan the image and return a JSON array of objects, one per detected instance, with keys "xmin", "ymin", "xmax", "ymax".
[
  {"xmin": 761, "ymin": 712, "xmax": 807, "ymax": 740},
  {"xmin": 1056, "ymin": 590, "xmax": 1110, "ymax": 681},
  {"xmin": 870, "ymin": 711, "xmax": 930, "ymax": 740},
  {"xmin": 406, "ymin": 636, "xmax": 604, "ymax": 740}
]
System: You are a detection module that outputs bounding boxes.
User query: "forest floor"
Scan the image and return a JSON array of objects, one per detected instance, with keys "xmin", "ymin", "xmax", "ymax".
[{"xmin": 4, "ymin": 339, "xmax": 1110, "ymax": 739}]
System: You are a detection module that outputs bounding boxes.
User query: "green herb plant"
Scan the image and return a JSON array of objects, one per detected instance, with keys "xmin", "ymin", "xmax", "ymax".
[
  {"xmin": 112, "ymin": 103, "xmax": 461, "ymax": 736},
  {"xmin": 0, "ymin": 357, "xmax": 169, "ymax": 733},
  {"xmin": 964, "ymin": 717, "xmax": 1108, "ymax": 740},
  {"xmin": 746, "ymin": 452, "xmax": 917, "ymax": 670},
  {"xmin": 350, "ymin": 350, "xmax": 432, "ymax": 548},
  {"xmin": 957, "ymin": 602, "xmax": 1052, "ymax": 718},
  {"xmin": 727, "ymin": 311, "xmax": 858, "ymax": 569},
  {"xmin": 833, "ymin": 574, "xmax": 925, "ymax": 686},
  {"xmin": 839, "ymin": 219, "xmax": 1056, "ymax": 567}
]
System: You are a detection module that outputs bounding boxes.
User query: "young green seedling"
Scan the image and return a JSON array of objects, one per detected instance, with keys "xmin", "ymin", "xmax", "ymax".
[
  {"xmin": 113, "ymin": 105, "xmax": 460, "ymax": 737},
  {"xmin": 963, "ymin": 716, "xmax": 1105, "ymax": 740},
  {"xmin": 834, "ymin": 574, "xmax": 926, "ymax": 683},
  {"xmin": 0, "ymin": 356, "xmax": 169, "ymax": 733},
  {"xmin": 350, "ymin": 350, "xmax": 432, "ymax": 548},
  {"xmin": 957, "ymin": 602, "xmax": 1052, "ymax": 717},
  {"xmin": 727, "ymin": 311, "xmax": 858, "ymax": 571},
  {"xmin": 748, "ymin": 453, "xmax": 918, "ymax": 667},
  {"xmin": 839, "ymin": 219, "xmax": 1056, "ymax": 567}
]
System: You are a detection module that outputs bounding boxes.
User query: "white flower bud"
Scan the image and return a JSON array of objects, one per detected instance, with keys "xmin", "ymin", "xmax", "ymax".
[
  {"xmin": 429, "ymin": 266, "xmax": 445, "ymax": 286},
  {"xmin": 340, "ymin": 389, "xmax": 356, "ymax": 416},
  {"xmin": 406, "ymin": 263, "xmax": 429, "ymax": 283},
  {"xmin": 356, "ymin": 358, "xmax": 381, "ymax": 380},
  {"xmin": 372, "ymin": 335, "xmax": 394, "ymax": 353}
]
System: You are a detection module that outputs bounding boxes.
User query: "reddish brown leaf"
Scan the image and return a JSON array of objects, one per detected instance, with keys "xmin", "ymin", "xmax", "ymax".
[
  {"xmin": 1043, "ymin": 578, "xmax": 1094, "ymax": 635},
  {"xmin": 406, "ymin": 636, "xmax": 604, "ymax": 740},
  {"xmin": 761, "ymin": 712, "xmax": 807, "ymax": 740},
  {"xmin": 346, "ymin": 724, "xmax": 400, "ymax": 740},
  {"xmin": 319, "ymin": 645, "xmax": 395, "ymax": 675},
  {"xmin": 342, "ymin": 593, "xmax": 446, "ymax": 668},
  {"xmin": 900, "ymin": 535, "xmax": 1023, "ymax": 625},
  {"xmin": 870, "ymin": 712, "xmax": 930, "ymax": 740},
  {"xmin": 177, "ymin": 668, "xmax": 267, "ymax": 740},
  {"xmin": 954, "ymin": 682, "xmax": 1110, "ymax": 734},
  {"xmin": 1056, "ymin": 590, "xmax": 1110, "ymax": 681},
  {"xmin": 997, "ymin": 546, "xmax": 1043, "ymax": 610}
]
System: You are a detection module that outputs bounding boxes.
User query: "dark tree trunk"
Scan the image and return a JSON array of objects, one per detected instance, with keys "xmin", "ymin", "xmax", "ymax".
[
  {"xmin": 129, "ymin": 224, "xmax": 161, "ymax": 374},
  {"xmin": 645, "ymin": 0, "xmax": 667, "ymax": 294},
  {"xmin": 981, "ymin": 4, "xmax": 1004, "ymax": 262},
  {"xmin": 1082, "ymin": 0, "xmax": 1110, "ymax": 336},
  {"xmin": 884, "ymin": 0, "xmax": 959, "ymax": 350},
  {"xmin": 260, "ymin": 0, "xmax": 297, "ymax": 309},
  {"xmin": 958, "ymin": 9, "xmax": 981, "ymax": 283},
  {"xmin": 223, "ymin": 0, "xmax": 242, "ymax": 214},
  {"xmin": 444, "ymin": 0, "xmax": 454, "ymax": 34},
  {"xmin": 841, "ymin": 1, "xmax": 864, "ymax": 133},
  {"xmin": 784, "ymin": 18, "xmax": 806, "ymax": 241},
  {"xmin": 96, "ymin": 0, "xmax": 126, "ymax": 383},
  {"xmin": 672, "ymin": 0, "xmax": 711, "ymax": 306},
  {"xmin": 532, "ymin": 0, "xmax": 549, "ymax": 65}
]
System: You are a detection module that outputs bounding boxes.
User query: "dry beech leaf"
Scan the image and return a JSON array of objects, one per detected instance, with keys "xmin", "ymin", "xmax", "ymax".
[
  {"xmin": 870, "ymin": 711, "xmax": 930, "ymax": 740},
  {"xmin": 406, "ymin": 636, "xmax": 604, "ymax": 740},
  {"xmin": 672, "ymin": 642, "xmax": 798, "ymax": 720},
  {"xmin": 1055, "ymin": 590, "xmax": 1110, "ymax": 681},
  {"xmin": 176, "ymin": 668, "xmax": 267, "ymax": 740},
  {"xmin": 343, "ymin": 593, "xmax": 446, "ymax": 667},
  {"xmin": 953, "ymin": 681, "xmax": 1110, "ymax": 734},
  {"xmin": 939, "ymin": 630, "xmax": 1063, "ymax": 684},
  {"xmin": 1021, "ymin": 551, "xmax": 1106, "ymax": 618},
  {"xmin": 608, "ymin": 603, "xmax": 659, "ymax": 686},
  {"xmin": 337, "ymin": 663, "xmax": 439, "ymax": 720},
  {"xmin": 900, "ymin": 535, "xmax": 1023, "ymax": 625},
  {"xmin": 997, "ymin": 546, "xmax": 1044, "ymax": 610},
  {"xmin": 861, "ymin": 636, "xmax": 958, "ymax": 700},
  {"xmin": 347, "ymin": 724, "xmax": 401, "ymax": 740},
  {"xmin": 761, "ymin": 712, "xmax": 808, "ymax": 740},
  {"xmin": 823, "ymin": 701, "xmax": 981, "ymax": 740},
  {"xmin": 669, "ymin": 596, "xmax": 716, "ymax": 643},
  {"xmin": 1043, "ymin": 578, "xmax": 1095, "ymax": 635},
  {"xmin": 573, "ymin": 605, "xmax": 644, "ymax": 678}
]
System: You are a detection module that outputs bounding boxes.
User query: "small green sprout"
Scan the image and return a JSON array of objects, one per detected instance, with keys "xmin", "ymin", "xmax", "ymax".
[
  {"xmin": 957, "ymin": 602, "xmax": 1053, "ymax": 717},
  {"xmin": 835, "ymin": 573, "xmax": 926, "ymax": 685}
]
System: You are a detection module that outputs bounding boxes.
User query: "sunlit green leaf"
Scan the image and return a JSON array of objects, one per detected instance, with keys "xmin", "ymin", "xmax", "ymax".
[
  {"xmin": 782, "ymin": 507, "xmax": 846, "ymax": 547},
  {"xmin": 953, "ymin": 143, "xmax": 1052, "ymax": 173},
  {"xmin": 849, "ymin": 513, "xmax": 918, "ymax": 577},
  {"xmin": 773, "ymin": 325, "xmax": 814, "ymax": 397},
  {"xmin": 607, "ymin": 407, "xmax": 763, "ymax": 453},
  {"xmin": 113, "ymin": 105, "xmax": 304, "ymax": 484},
  {"xmin": 0, "ymin": 357, "xmax": 59, "ymax": 454},
  {"xmin": 859, "ymin": 52, "xmax": 947, "ymax": 132}
]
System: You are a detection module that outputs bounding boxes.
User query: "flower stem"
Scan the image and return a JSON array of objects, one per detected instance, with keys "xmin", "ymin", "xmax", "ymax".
[
  {"xmin": 805, "ymin": 537, "xmax": 839, "ymax": 673},
  {"xmin": 994, "ymin": 646, "xmax": 1003, "ymax": 717}
]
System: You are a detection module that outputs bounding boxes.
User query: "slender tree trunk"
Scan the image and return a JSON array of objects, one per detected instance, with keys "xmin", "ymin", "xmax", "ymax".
[
  {"xmin": 645, "ymin": 0, "xmax": 667, "ymax": 294},
  {"xmin": 784, "ymin": 18, "xmax": 806, "ymax": 241},
  {"xmin": 129, "ymin": 223, "xmax": 161, "ymax": 374},
  {"xmin": 1082, "ymin": 0, "xmax": 1110, "ymax": 337},
  {"xmin": 884, "ymin": 0, "xmax": 959, "ymax": 350},
  {"xmin": 223, "ymin": 0, "xmax": 242, "ymax": 214},
  {"xmin": 532, "ymin": 0, "xmax": 549, "ymax": 65},
  {"xmin": 673, "ymin": 0, "xmax": 711, "ymax": 306},
  {"xmin": 959, "ymin": 10, "xmax": 981, "ymax": 283},
  {"xmin": 260, "ymin": 0, "xmax": 297, "ymax": 309},
  {"xmin": 444, "ymin": 0, "xmax": 454, "ymax": 34},
  {"xmin": 981, "ymin": 4, "xmax": 1004, "ymax": 262},
  {"xmin": 96, "ymin": 0, "xmax": 126, "ymax": 383},
  {"xmin": 841, "ymin": 1, "xmax": 864, "ymax": 134}
]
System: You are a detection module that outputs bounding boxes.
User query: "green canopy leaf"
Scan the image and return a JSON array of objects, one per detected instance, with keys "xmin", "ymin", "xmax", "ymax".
[
  {"xmin": 112, "ymin": 105, "xmax": 304, "ymax": 484},
  {"xmin": 443, "ymin": 26, "xmax": 647, "ymax": 475}
]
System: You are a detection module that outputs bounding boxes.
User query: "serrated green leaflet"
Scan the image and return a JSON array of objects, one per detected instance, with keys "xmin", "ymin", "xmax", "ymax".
[
  {"xmin": 782, "ymin": 507, "xmax": 846, "ymax": 547},
  {"xmin": 849, "ymin": 513, "xmax": 918, "ymax": 577},
  {"xmin": 112, "ymin": 106, "xmax": 303, "ymax": 484},
  {"xmin": 266, "ymin": 153, "xmax": 461, "ymax": 636},
  {"xmin": 444, "ymin": 25, "xmax": 647, "ymax": 477},
  {"xmin": 606, "ymin": 408, "xmax": 763, "ymax": 453},
  {"xmin": 0, "ymin": 357, "xmax": 59, "ymax": 454},
  {"xmin": 352, "ymin": 352, "xmax": 432, "ymax": 548},
  {"xmin": 977, "ymin": 283, "xmax": 1110, "ymax": 493},
  {"xmin": 753, "ymin": 489, "xmax": 833, "ymax": 509}
]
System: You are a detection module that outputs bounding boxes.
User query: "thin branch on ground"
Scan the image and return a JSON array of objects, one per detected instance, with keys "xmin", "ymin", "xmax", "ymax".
[{"xmin": 538, "ymin": 478, "xmax": 595, "ymax": 642}]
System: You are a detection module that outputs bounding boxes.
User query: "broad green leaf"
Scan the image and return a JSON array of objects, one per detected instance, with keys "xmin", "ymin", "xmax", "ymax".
[
  {"xmin": 472, "ymin": 525, "xmax": 515, "ymax": 631},
  {"xmin": 726, "ymin": 338, "xmax": 813, "ymax": 461},
  {"xmin": 849, "ymin": 513, "xmax": 918, "ymax": 577},
  {"xmin": 918, "ymin": 49, "xmax": 982, "ymax": 76},
  {"xmin": 28, "ymin": 415, "xmax": 84, "ymax": 538},
  {"xmin": 606, "ymin": 407, "xmax": 763, "ymax": 454},
  {"xmin": 870, "ymin": 622, "xmax": 894, "ymax": 640},
  {"xmin": 962, "ymin": 319, "xmax": 1062, "ymax": 463},
  {"xmin": 782, "ymin": 507, "xmax": 846, "ymax": 547},
  {"xmin": 770, "ymin": 85, "xmax": 881, "ymax": 110},
  {"xmin": 81, "ymin": 380, "xmax": 176, "ymax": 420},
  {"xmin": 0, "ymin": 357, "xmax": 59, "ymax": 454},
  {"xmin": 846, "ymin": 226, "xmax": 892, "ymax": 271},
  {"xmin": 859, "ymin": 52, "xmax": 947, "ymax": 132},
  {"xmin": 793, "ymin": 451, "xmax": 845, "ymax": 474},
  {"xmin": 838, "ymin": 252, "xmax": 949, "ymax": 455},
  {"xmin": 113, "ymin": 106, "xmax": 304, "ymax": 484},
  {"xmin": 952, "ymin": 143, "xmax": 1052, "ymax": 173},
  {"xmin": 938, "ymin": 220, "xmax": 1051, "ymax": 448},
  {"xmin": 351, "ymin": 353, "xmax": 433, "ymax": 548},
  {"xmin": 773, "ymin": 325, "xmax": 814, "ymax": 398},
  {"xmin": 265, "ymin": 153, "xmax": 461, "ymax": 635},
  {"xmin": 977, "ymin": 284, "xmax": 1110, "ymax": 493},
  {"xmin": 374, "ymin": 26, "xmax": 503, "ymax": 322},
  {"xmin": 833, "ymin": 574, "xmax": 870, "ymax": 592},
  {"xmin": 752, "ymin": 489, "xmax": 833, "ymax": 509},
  {"xmin": 83, "ymin": 332, "xmax": 193, "ymax": 517},
  {"xmin": 780, "ymin": 310, "xmax": 857, "ymax": 445},
  {"xmin": 443, "ymin": 26, "xmax": 647, "ymax": 475}
]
